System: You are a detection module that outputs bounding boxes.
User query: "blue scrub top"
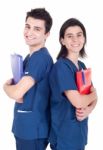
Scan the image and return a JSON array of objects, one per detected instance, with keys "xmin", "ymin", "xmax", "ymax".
[
  {"xmin": 49, "ymin": 57, "xmax": 88, "ymax": 150},
  {"xmin": 12, "ymin": 47, "xmax": 53, "ymax": 140}
]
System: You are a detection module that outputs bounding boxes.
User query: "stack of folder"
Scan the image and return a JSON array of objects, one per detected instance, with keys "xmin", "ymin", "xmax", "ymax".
[
  {"xmin": 76, "ymin": 68, "xmax": 91, "ymax": 94},
  {"xmin": 11, "ymin": 53, "xmax": 23, "ymax": 84}
]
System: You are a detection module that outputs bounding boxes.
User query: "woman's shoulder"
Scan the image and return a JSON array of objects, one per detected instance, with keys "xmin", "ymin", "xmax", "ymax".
[
  {"xmin": 78, "ymin": 60, "xmax": 86, "ymax": 69},
  {"xmin": 53, "ymin": 57, "xmax": 73, "ymax": 72},
  {"xmin": 53, "ymin": 57, "xmax": 65, "ymax": 67}
]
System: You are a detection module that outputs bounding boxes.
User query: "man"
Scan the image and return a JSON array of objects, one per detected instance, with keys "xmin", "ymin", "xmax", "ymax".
[{"xmin": 3, "ymin": 8, "xmax": 53, "ymax": 150}]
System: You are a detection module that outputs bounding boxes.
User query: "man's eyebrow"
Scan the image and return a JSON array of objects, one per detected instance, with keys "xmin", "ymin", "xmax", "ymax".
[
  {"xmin": 25, "ymin": 23, "xmax": 29, "ymax": 26},
  {"xmin": 25, "ymin": 24, "xmax": 42, "ymax": 29},
  {"xmin": 34, "ymin": 26, "xmax": 41, "ymax": 29}
]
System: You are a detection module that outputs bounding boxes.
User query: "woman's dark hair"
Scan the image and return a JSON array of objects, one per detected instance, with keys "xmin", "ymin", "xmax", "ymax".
[
  {"xmin": 26, "ymin": 8, "xmax": 53, "ymax": 33},
  {"xmin": 57, "ymin": 18, "xmax": 87, "ymax": 59}
]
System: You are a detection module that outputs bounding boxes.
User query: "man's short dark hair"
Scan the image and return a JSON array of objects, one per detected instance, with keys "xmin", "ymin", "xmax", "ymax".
[{"xmin": 26, "ymin": 8, "xmax": 53, "ymax": 33}]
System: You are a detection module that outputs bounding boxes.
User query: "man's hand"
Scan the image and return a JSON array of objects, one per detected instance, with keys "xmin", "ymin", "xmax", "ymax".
[
  {"xmin": 5, "ymin": 79, "xmax": 13, "ymax": 85},
  {"xmin": 3, "ymin": 79, "xmax": 23, "ymax": 103}
]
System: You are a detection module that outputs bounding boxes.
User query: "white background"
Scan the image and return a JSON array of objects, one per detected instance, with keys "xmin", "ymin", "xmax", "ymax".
[{"xmin": 0, "ymin": 0, "xmax": 103, "ymax": 149}]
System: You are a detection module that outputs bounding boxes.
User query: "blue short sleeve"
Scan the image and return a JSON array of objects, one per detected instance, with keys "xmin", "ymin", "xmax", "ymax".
[
  {"xmin": 56, "ymin": 62, "xmax": 77, "ymax": 93},
  {"xmin": 23, "ymin": 51, "xmax": 50, "ymax": 82}
]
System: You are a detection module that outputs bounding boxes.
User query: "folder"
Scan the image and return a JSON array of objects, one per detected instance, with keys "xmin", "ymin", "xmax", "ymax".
[
  {"xmin": 11, "ymin": 53, "xmax": 23, "ymax": 84},
  {"xmin": 76, "ymin": 68, "xmax": 91, "ymax": 94}
]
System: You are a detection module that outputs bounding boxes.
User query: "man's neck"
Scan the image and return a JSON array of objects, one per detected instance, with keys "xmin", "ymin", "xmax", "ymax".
[{"xmin": 29, "ymin": 44, "xmax": 45, "ymax": 55}]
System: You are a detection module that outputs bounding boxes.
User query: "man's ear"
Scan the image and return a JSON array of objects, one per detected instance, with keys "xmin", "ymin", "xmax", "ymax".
[{"xmin": 46, "ymin": 31, "xmax": 50, "ymax": 38}]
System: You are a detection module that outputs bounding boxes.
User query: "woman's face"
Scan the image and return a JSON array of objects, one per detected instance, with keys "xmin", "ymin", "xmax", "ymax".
[{"xmin": 61, "ymin": 26, "xmax": 85, "ymax": 55}]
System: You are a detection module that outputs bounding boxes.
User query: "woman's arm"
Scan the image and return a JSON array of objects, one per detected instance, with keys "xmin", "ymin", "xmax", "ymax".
[
  {"xmin": 76, "ymin": 86, "xmax": 97, "ymax": 121},
  {"xmin": 64, "ymin": 86, "xmax": 97, "ymax": 108},
  {"xmin": 76, "ymin": 100, "xmax": 97, "ymax": 121}
]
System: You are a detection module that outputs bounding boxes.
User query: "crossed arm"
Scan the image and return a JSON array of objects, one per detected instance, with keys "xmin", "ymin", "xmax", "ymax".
[
  {"xmin": 64, "ymin": 86, "xmax": 97, "ymax": 121},
  {"xmin": 3, "ymin": 76, "xmax": 35, "ymax": 103}
]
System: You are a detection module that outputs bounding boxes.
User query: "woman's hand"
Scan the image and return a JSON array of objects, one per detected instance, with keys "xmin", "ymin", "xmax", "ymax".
[{"xmin": 76, "ymin": 107, "xmax": 90, "ymax": 121}]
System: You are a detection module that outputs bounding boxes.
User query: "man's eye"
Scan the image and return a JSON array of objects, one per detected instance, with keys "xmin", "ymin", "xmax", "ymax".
[
  {"xmin": 25, "ymin": 26, "xmax": 30, "ymax": 29},
  {"xmin": 35, "ymin": 28, "xmax": 41, "ymax": 31},
  {"xmin": 78, "ymin": 34, "xmax": 82, "ymax": 37}
]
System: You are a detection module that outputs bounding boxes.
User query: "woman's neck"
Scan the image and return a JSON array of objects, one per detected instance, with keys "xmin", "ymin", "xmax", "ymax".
[{"xmin": 66, "ymin": 53, "xmax": 79, "ymax": 69}]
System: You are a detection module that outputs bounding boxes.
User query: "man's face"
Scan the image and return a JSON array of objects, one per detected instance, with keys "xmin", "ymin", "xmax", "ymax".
[{"xmin": 24, "ymin": 17, "xmax": 49, "ymax": 50}]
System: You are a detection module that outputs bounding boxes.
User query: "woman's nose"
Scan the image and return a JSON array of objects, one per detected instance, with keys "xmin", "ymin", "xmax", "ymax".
[{"xmin": 72, "ymin": 36, "xmax": 78, "ymax": 41}]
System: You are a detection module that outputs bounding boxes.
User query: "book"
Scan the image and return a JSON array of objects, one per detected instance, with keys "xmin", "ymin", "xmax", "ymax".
[
  {"xmin": 76, "ymin": 68, "xmax": 91, "ymax": 94},
  {"xmin": 11, "ymin": 53, "xmax": 23, "ymax": 84}
]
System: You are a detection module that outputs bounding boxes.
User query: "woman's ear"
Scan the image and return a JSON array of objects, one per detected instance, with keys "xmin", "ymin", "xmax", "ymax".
[{"xmin": 60, "ymin": 38, "xmax": 65, "ymax": 45}]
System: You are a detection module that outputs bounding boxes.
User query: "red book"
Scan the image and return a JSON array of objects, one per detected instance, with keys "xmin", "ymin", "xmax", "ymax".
[{"xmin": 76, "ymin": 68, "xmax": 91, "ymax": 94}]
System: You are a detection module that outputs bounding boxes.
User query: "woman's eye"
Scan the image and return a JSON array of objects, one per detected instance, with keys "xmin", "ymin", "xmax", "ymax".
[{"xmin": 68, "ymin": 35, "xmax": 72, "ymax": 38}]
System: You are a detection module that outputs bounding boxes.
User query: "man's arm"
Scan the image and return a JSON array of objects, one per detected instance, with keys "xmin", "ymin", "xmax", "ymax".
[{"xmin": 3, "ymin": 76, "xmax": 35, "ymax": 103}]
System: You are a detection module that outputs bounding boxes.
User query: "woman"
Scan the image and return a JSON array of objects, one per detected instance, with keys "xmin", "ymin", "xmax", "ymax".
[{"xmin": 49, "ymin": 18, "xmax": 97, "ymax": 150}]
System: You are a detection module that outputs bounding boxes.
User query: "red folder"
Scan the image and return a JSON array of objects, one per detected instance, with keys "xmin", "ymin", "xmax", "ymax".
[{"xmin": 76, "ymin": 68, "xmax": 91, "ymax": 94}]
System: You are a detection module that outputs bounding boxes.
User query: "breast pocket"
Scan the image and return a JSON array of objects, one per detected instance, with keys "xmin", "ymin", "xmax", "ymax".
[
  {"xmin": 15, "ymin": 85, "xmax": 37, "ymax": 111},
  {"xmin": 15, "ymin": 98, "xmax": 34, "ymax": 112}
]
